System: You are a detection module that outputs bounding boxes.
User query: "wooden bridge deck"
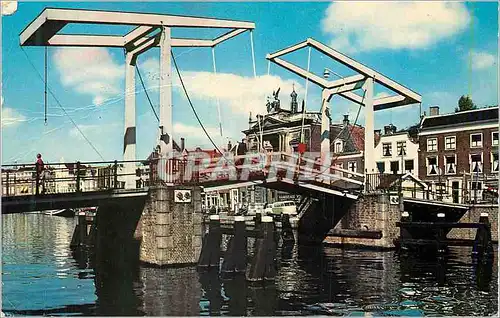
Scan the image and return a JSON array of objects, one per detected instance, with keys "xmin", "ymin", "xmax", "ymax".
[{"xmin": 1, "ymin": 188, "xmax": 149, "ymax": 214}]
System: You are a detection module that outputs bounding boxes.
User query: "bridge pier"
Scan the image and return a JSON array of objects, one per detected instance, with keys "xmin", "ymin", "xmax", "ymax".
[{"xmin": 134, "ymin": 185, "xmax": 203, "ymax": 266}]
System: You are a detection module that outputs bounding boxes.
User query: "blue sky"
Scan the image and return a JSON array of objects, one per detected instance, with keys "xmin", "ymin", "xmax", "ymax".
[{"xmin": 1, "ymin": 1, "xmax": 498, "ymax": 164}]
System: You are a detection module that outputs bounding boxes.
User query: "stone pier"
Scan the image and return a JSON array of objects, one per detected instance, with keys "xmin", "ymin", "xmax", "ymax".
[
  {"xmin": 134, "ymin": 185, "xmax": 204, "ymax": 266},
  {"xmin": 324, "ymin": 194, "xmax": 400, "ymax": 249}
]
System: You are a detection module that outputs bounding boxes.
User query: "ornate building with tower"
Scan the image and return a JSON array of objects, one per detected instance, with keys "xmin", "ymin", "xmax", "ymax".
[{"xmin": 242, "ymin": 87, "xmax": 365, "ymax": 175}]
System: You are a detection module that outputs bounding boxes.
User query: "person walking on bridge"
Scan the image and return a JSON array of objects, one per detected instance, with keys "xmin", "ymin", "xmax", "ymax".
[{"xmin": 36, "ymin": 153, "xmax": 46, "ymax": 194}]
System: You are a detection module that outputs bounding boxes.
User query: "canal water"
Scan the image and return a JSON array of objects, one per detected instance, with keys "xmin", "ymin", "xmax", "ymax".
[{"xmin": 2, "ymin": 214, "xmax": 498, "ymax": 316}]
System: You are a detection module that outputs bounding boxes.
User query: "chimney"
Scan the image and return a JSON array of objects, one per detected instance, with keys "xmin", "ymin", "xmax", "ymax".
[
  {"xmin": 180, "ymin": 138, "xmax": 185, "ymax": 151},
  {"xmin": 429, "ymin": 106, "xmax": 439, "ymax": 116},
  {"xmin": 343, "ymin": 114, "xmax": 349, "ymax": 126},
  {"xmin": 391, "ymin": 124, "xmax": 397, "ymax": 134},
  {"xmin": 383, "ymin": 124, "xmax": 397, "ymax": 135},
  {"xmin": 384, "ymin": 125, "xmax": 392, "ymax": 135}
]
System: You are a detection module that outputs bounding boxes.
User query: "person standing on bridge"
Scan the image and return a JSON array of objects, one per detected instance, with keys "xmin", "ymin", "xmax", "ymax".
[{"xmin": 35, "ymin": 153, "xmax": 46, "ymax": 194}]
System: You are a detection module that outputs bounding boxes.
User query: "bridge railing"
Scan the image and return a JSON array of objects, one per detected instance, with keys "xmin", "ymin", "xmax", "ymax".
[
  {"xmin": 148, "ymin": 151, "xmax": 364, "ymax": 187},
  {"xmin": 364, "ymin": 172, "xmax": 498, "ymax": 205},
  {"xmin": 1, "ymin": 160, "xmax": 152, "ymax": 196}
]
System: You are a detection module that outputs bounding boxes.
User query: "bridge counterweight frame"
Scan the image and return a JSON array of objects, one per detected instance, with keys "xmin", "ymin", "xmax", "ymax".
[{"xmin": 20, "ymin": 7, "xmax": 255, "ymax": 189}]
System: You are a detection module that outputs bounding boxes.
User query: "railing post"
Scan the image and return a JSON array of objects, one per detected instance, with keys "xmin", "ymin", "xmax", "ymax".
[
  {"xmin": 35, "ymin": 161, "xmax": 40, "ymax": 195},
  {"xmin": 76, "ymin": 161, "xmax": 81, "ymax": 192},
  {"xmin": 113, "ymin": 160, "xmax": 118, "ymax": 189}
]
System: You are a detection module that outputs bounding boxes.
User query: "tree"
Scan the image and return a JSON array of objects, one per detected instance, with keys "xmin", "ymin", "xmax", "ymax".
[{"xmin": 456, "ymin": 95, "xmax": 477, "ymax": 112}]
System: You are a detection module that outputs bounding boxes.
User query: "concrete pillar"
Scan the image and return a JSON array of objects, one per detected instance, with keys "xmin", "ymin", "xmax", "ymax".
[
  {"xmin": 124, "ymin": 53, "xmax": 137, "ymax": 189},
  {"xmin": 320, "ymin": 89, "xmax": 331, "ymax": 170},
  {"xmin": 364, "ymin": 77, "xmax": 376, "ymax": 173},
  {"xmin": 159, "ymin": 26, "xmax": 173, "ymax": 157},
  {"xmin": 138, "ymin": 185, "xmax": 203, "ymax": 266}
]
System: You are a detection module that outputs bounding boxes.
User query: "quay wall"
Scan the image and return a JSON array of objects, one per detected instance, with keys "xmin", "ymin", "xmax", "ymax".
[
  {"xmin": 324, "ymin": 194, "xmax": 400, "ymax": 249},
  {"xmin": 448, "ymin": 204, "xmax": 498, "ymax": 242}
]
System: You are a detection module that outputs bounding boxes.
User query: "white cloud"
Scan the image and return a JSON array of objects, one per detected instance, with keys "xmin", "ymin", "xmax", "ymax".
[
  {"xmin": 321, "ymin": 2, "xmax": 470, "ymax": 53},
  {"xmin": 173, "ymin": 122, "xmax": 223, "ymax": 148},
  {"xmin": 142, "ymin": 57, "xmax": 302, "ymax": 116},
  {"xmin": 69, "ymin": 124, "xmax": 101, "ymax": 139},
  {"xmin": 1, "ymin": 1, "xmax": 17, "ymax": 16},
  {"xmin": 2, "ymin": 107, "xmax": 26, "ymax": 127},
  {"xmin": 471, "ymin": 51, "xmax": 496, "ymax": 70},
  {"xmin": 53, "ymin": 48, "xmax": 123, "ymax": 106},
  {"xmin": 2, "ymin": 95, "xmax": 26, "ymax": 127}
]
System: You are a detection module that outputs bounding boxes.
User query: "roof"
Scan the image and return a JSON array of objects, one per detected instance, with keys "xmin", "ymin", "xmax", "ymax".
[
  {"xmin": 377, "ymin": 173, "xmax": 427, "ymax": 190},
  {"xmin": 243, "ymin": 111, "xmax": 321, "ymax": 134},
  {"xmin": 421, "ymin": 107, "xmax": 498, "ymax": 130},
  {"xmin": 330, "ymin": 124, "xmax": 365, "ymax": 153}
]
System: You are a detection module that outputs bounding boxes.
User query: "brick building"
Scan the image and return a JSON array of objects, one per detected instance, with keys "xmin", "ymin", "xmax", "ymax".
[{"xmin": 418, "ymin": 106, "xmax": 498, "ymax": 203}]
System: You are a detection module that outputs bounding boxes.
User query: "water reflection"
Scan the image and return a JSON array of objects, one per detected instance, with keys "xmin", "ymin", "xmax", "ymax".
[{"xmin": 2, "ymin": 214, "xmax": 498, "ymax": 316}]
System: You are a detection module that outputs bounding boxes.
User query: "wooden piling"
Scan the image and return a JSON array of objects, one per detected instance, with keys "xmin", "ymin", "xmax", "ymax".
[
  {"xmin": 198, "ymin": 215, "xmax": 222, "ymax": 269},
  {"xmin": 70, "ymin": 211, "xmax": 89, "ymax": 248},
  {"xmin": 281, "ymin": 214, "xmax": 294, "ymax": 244},
  {"xmin": 222, "ymin": 216, "xmax": 247, "ymax": 275},
  {"xmin": 246, "ymin": 216, "xmax": 276, "ymax": 282},
  {"xmin": 472, "ymin": 212, "xmax": 494, "ymax": 261}
]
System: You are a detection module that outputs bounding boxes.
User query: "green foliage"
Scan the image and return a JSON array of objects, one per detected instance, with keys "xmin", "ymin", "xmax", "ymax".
[{"xmin": 455, "ymin": 95, "xmax": 477, "ymax": 112}]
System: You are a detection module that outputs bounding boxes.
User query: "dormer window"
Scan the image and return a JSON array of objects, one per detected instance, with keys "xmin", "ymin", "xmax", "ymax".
[{"xmin": 334, "ymin": 140, "xmax": 343, "ymax": 153}]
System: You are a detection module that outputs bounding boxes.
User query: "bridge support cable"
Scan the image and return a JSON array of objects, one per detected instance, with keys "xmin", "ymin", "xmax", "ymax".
[
  {"xmin": 44, "ymin": 46, "xmax": 48, "ymax": 125},
  {"xmin": 171, "ymin": 50, "xmax": 224, "ymax": 156},
  {"xmin": 20, "ymin": 47, "xmax": 105, "ymax": 161},
  {"xmin": 211, "ymin": 46, "xmax": 224, "ymax": 150},
  {"xmin": 135, "ymin": 62, "xmax": 160, "ymax": 122},
  {"xmin": 300, "ymin": 46, "xmax": 312, "ymax": 144}
]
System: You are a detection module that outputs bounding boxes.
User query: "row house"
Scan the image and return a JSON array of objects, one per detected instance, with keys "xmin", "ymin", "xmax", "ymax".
[
  {"xmin": 418, "ymin": 106, "xmax": 498, "ymax": 203},
  {"xmin": 374, "ymin": 124, "xmax": 419, "ymax": 176}
]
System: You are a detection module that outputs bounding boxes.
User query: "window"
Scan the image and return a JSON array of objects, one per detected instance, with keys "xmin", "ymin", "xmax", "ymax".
[
  {"xmin": 334, "ymin": 163, "xmax": 343, "ymax": 176},
  {"xmin": 382, "ymin": 143, "xmax": 392, "ymax": 157},
  {"xmin": 470, "ymin": 182, "xmax": 483, "ymax": 203},
  {"xmin": 390, "ymin": 161, "xmax": 399, "ymax": 174},
  {"xmin": 492, "ymin": 132, "xmax": 499, "ymax": 146},
  {"xmin": 427, "ymin": 157, "xmax": 438, "ymax": 175},
  {"xmin": 492, "ymin": 152, "xmax": 499, "ymax": 173},
  {"xmin": 404, "ymin": 160, "xmax": 414, "ymax": 173},
  {"xmin": 470, "ymin": 154, "xmax": 483, "ymax": 173},
  {"xmin": 348, "ymin": 161, "xmax": 357, "ymax": 173},
  {"xmin": 376, "ymin": 162, "xmax": 385, "ymax": 173},
  {"xmin": 427, "ymin": 138, "xmax": 437, "ymax": 152},
  {"xmin": 334, "ymin": 141, "xmax": 343, "ymax": 153},
  {"xmin": 470, "ymin": 133, "xmax": 483, "ymax": 148},
  {"xmin": 397, "ymin": 141, "xmax": 407, "ymax": 156},
  {"xmin": 445, "ymin": 136, "xmax": 456, "ymax": 150},
  {"xmin": 445, "ymin": 155, "xmax": 456, "ymax": 175}
]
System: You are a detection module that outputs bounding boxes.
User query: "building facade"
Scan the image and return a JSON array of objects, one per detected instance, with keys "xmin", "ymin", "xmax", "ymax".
[
  {"xmin": 242, "ymin": 88, "xmax": 365, "ymax": 175},
  {"xmin": 374, "ymin": 124, "xmax": 419, "ymax": 176},
  {"xmin": 418, "ymin": 106, "xmax": 498, "ymax": 203}
]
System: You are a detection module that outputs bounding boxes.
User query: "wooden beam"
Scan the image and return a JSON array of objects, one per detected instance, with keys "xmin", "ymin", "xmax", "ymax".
[
  {"xmin": 307, "ymin": 38, "xmax": 422, "ymax": 103},
  {"xmin": 46, "ymin": 34, "xmax": 213, "ymax": 47}
]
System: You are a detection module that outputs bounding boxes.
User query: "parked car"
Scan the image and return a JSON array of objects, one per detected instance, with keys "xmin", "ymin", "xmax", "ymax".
[{"xmin": 268, "ymin": 201, "xmax": 297, "ymax": 216}]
